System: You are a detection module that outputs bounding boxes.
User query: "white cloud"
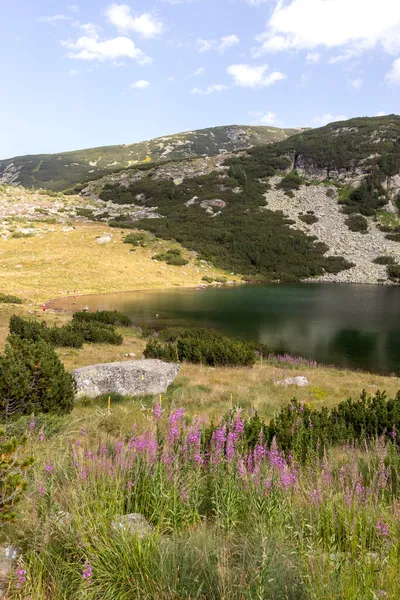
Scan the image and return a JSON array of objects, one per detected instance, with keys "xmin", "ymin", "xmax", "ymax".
[
  {"xmin": 191, "ymin": 84, "xmax": 228, "ymax": 95},
  {"xmin": 196, "ymin": 38, "xmax": 215, "ymax": 53},
  {"xmin": 313, "ymin": 114, "xmax": 348, "ymax": 126},
  {"xmin": 196, "ymin": 35, "xmax": 240, "ymax": 53},
  {"xmin": 227, "ymin": 63, "xmax": 286, "ymax": 87},
  {"xmin": 249, "ymin": 110, "xmax": 278, "ymax": 125},
  {"xmin": 351, "ymin": 78, "xmax": 363, "ymax": 89},
  {"xmin": 246, "ymin": 0, "xmax": 268, "ymax": 5},
  {"xmin": 62, "ymin": 26, "xmax": 152, "ymax": 64},
  {"xmin": 189, "ymin": 67, "xmax": 205, "ymax": 77},
  {"xmin": 375, "ymin": 110, "xmax": 386, "ymax": 116},
  {"xmin": 37, "ymin": 14, "xmax": 71, "ymax": 23},
  {"xmin": 219, "ymin": 35, "xmax": 240, "ymax": 52},
  {"xmin": 386, "ymin": 58, "xmax": 400, "ymax": 84},
  {"xmin": 131, "ymin": 79, "xmax": 150, "ymax": 89},
  {"xmin": 106, "ymin": 4, "xmax": 163, "ymax": 38},
  {"xmin": 306, "ymin": 52, "xmax": 320, "ymax": 64},
  {"xmin": 254, "ymin": 0, "xmax": 400, "ymax": 59},
  {"xmin": 69, "ymin": 69, "xmax": 79, "ymax": 76}
]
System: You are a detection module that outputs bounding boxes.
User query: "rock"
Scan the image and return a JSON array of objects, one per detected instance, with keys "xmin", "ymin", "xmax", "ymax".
[
  {"xmin": 275, "ymin": 376, "xmax": 309, "ymax": 387},
  {"xmin": 112, "ymin": 513, "xmax": 153, "ymax": 538},
  {"xmin": 0, "ymin": 546, "xmax": 18, "ymax": 598},
  {"xmin": 73, "ymin": 359, "xmax": 180, "ymax": 398},
  {"xmin": 96, "ymin": 234, "xmax": 112, "ymax": 244}
]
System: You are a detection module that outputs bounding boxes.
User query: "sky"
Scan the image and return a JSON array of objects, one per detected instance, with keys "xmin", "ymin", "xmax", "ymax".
[{"xmin": 0, "ymin": 0, "xmax": 399, "ymax": 158}]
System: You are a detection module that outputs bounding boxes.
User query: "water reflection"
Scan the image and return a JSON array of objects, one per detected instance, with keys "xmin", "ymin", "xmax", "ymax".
[{"xmin": 54, "ymin": 284, "xmax": 400, "ymax": 374}]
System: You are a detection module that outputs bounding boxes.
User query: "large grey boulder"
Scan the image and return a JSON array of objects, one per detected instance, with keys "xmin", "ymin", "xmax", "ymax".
[{"xmin": 73, "ymin": 359, "xmax": 180, "ymax": 398}]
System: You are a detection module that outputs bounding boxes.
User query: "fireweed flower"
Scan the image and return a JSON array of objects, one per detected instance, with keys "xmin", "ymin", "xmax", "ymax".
[
  {"xmin": 44, "ymin": 464, "xmax": 53, "ymax": 475},
  {"xmin": 29, "ymin": 419, "xmax": 35, "ymax": 431},
  {"xmin": 15, "ymin": 568, "xmax": 27, "ymax": 589},
  {"xmin": 153, "ymin": 402, "xmax": 162, "ymax": 422},
  {"xmin": 82, "ymin": 561, "xmax": 93, "ymax": 583},
  {"xmin": 37, "ymin": 485, "xmax": 46, "ymax": 496},
  {"xmin": 39, "ymin": 432, "xmax": 45, "ymax": 442},
  {"xmin": 226, "ymin": 431, "xmax": 237, "ymax": 462},
  {"xmin": 391, "ymin": 426, "xmax": 397, "ymax": 440},
  {"xmin": 376, "ymin": 520, "xmax": 389, "ymax": 538}
]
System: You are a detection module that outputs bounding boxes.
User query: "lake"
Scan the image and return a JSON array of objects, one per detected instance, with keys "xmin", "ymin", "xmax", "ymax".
[{"xmin": 54, "ymin": 284, "xmax": 400, "ymax": 374}]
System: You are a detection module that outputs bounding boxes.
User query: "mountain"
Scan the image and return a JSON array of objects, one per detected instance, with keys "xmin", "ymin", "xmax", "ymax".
[
  {"xmin": 0, "ymin": 125, "xmax": 305, "ymax": 191},
  {"xmin": 75, "ymin": 115, "xmax": 400, "ymax": 286}
]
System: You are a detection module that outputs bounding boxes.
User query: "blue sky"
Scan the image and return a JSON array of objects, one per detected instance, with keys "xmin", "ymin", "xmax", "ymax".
[{"xmin": 0, "ymin": 0, "xmax": 399, "ymax": 158}]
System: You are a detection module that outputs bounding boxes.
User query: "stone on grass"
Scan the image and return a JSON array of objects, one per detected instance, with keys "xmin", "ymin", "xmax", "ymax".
[
  {"xmin": 96, "ymin": 234, "xmax": 112, "ymax": 244},
  {"xmin": 112, "ymin": 514, "xmax": 153, "ymax": 538},
  {"xmin": 0, "ymin": 546, "xmax": 18, "ymax": 599},
  {"xmin": 73, "ymin": 359, "xmax": 180, "ymax": 399},
  {"xmin": 275, "ymin": 376, "xmax": 309, "ymax": 387}
]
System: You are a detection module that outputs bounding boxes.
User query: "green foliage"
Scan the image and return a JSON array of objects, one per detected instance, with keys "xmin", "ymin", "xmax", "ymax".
[
  {"xmin": 0, "ymin": 428, "xmax": 33, "ymax": 523},
  {"xmin": 345, "ymin": 214, "xmax": 369, "ymax": 233},
  {"xmin": 373, "ymin": 256, "xmax": 396, "ymax": 265},
  {"xmin": 10, "ymin": 315, "xmax": 124, "ymax": 348},
  {"xmin": 152, "ymin": 249, "xmax": 189, "ymax": 266},
  {"xmin": 299, "ymin": 214, "xmax": 318, "ymax": 225},
  {"xmin": 0, "ymin": 293, "xmax": 23, "ymax": 304},
  {"xmin": 123, "ymin": 233, "xmax": 148, "ymax": 247},
  {"xmin": 0, "ymin": 335, "xmax": 75, "ymax": 418},
  {"xmin": 201, "ymin": 276, "xmax": 214, "ymax": 284},
  {"xmin": 145, "ymin": 328, "xmax": 257, "ymax": 367},
  {"xmin": 71, "ymin": 321, "xmax": 123, "ymax": 345},
  {"xmin": 342, "ymin": 173, "xmax": 388, "ymax": 216},
  {"xmin": 386, "ymin": 233, "xmax": 400, "ymax": 242},
  {"xmin": 277, "ymin": 170, "xmax": 303, "ymax": 194},
  {"xmin": 72, "ymin": 310, "xmax": 132, "ymax": 327},
  {"xmin": 387, "ymin": 264, "xmax": 400, "ymax": 282}
]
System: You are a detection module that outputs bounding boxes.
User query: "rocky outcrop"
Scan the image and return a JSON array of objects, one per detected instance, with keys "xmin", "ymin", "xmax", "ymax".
[
  {"xmin": 112, "ymin": 514, "xmax": 153, "ymax": 538},
  {"xmin": 275, "ymin": 376, "xmax": 309, "ymax": 387},
  {"xmin": 73, "ymin": 359, "xmax": 180, "ymax": 399},
  {"xmin": 264, "ymin": 178, "xmax": 400, "ymax": 285}
]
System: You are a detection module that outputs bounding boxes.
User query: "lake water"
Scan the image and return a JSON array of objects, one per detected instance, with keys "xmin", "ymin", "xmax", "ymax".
[{"xmin": 54, "ymin": 284, "xmax": 400, "ymax": 375}]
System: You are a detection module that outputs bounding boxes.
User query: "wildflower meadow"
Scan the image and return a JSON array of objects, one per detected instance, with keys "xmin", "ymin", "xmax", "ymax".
[{"xmin": 5, "ymin": 398, "xmax": 400, "ymax": 600}]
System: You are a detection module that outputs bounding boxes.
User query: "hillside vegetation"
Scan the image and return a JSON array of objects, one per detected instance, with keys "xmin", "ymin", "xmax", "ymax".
[
  {"xmin": 74, "ymin": 116, "xmax": 400, "ymax": 284},
  {"xmin": 0, "ymin": 125, "xmax": 304, "ymax": 191}
]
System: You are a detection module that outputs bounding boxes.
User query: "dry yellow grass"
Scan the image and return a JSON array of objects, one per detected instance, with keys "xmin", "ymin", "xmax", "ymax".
[{"xmin": 0, "ymin": 222, "xmax": 237, "ymax": 304}]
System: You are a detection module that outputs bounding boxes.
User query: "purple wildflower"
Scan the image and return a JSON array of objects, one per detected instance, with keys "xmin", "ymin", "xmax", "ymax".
[
  {"xmin": 44, "ymin": 464, "xmax": 53, "ymax": 475},
  {"xmin": 153, "ymin": 402, "xmax": 162, "ymax": 422},
  {"xmin": 37, "ymin": 485, "xmax": 46, "ymax": 496},
  {"xmin": 15, "ymin": 568, "xmax": 27, "ymax": 589},
  {"xmin": 82, "ymin": 561, "xmax": 93, "ymax": 583},
  {"xmin": 376, "ymin": 519, "xmax": 389, "ymax": 538}
]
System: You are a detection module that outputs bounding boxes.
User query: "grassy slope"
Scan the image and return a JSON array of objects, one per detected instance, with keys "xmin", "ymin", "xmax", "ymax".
[
  {"xmin": 0, "ymin": 125, "xmax": 304, "ymax": 191},
  {"xmin": 0, "ymin": 222, "xmax": 236, "ymax": 303}
]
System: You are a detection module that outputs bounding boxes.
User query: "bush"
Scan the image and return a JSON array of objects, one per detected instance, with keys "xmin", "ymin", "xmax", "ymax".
[
  {"xmin": 72, "ymin": 310, "xmax": 132, "ymax": 327},
  {"xmin": 153, "ymin": 249, "xmax": 189, "ymax": 266},
  {"xmin": 299, "ymin": 214, "xmax": 318, "ymax": 225},
  {"xmin": 71, "ymin": 321, "xmax": 123, "ymax": 345},
  {"xmin": 0, "ymin": 335, "xmax": 75, "ymax": 418},
  {"xmin": 10, "ymin": 315, "xmax": 124, "ymax": 347},
  {"xmin": 0, "ymin": 293, "xmax": 23, "ymax": 304},
  {"xmin": 201, "ymin": 276, "xmax": 214, "ymax": 284},
  {"xmin": 373, "ymin": 256, "xmax": 396, "ymax": 265},
  {"xmin": 123, "ymin": 233, "xmax": 148, "ymax": 247},
  {"xmin": 277, "ymin": 171, "xmax": 302, "ymax": 193},
  {"xmin": 145, "ymin": 328, "xmax": 256, "ymax": 367},
  {"xmin": 0, "ymin": 428, "xmax": 33, "ymax": 523},
  {"xmin": 387, "ymin": 264, "xmax": 400, "ymax": 282},
  {"xmin": 386, "ymin": 233, "xmax": 400, "ymax": 242},
  {"xmin": 345, "ymin": 214, "xmax": 368, "ymax": 233}
]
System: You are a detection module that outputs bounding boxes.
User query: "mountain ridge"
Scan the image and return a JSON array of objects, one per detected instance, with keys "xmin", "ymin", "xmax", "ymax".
[{"xmin": 0, "ymin": 124, "xmax": 306, "ymax": 191}]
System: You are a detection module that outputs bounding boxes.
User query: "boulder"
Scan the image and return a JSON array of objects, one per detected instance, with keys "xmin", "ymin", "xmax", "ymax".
[
  {"xmin": 112, "ymin": 513, "xmax": 153, "ymax": 538},
  {"xmin": 96, "ymin": 234, "xmax": 112, "ymax": 244},
  {"xmin": 73, "ymin": 359, "xmax": 180, "ymax": 399},
  {"xmin": 275, "ymin": 376, "xmax": 309, "ymax": 387}
]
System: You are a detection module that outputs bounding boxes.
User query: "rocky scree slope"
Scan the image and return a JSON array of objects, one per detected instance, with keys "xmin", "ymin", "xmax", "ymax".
[
  {"xmin": 72, "ymin": 115, "xmax": 400, "ymax": 285},
  {"xmin": 0, "ymin": 125, "xmax": 304, "ymax": 192}
]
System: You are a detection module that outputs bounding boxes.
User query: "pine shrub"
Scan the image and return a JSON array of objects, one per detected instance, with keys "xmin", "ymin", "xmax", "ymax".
[
  {"xmin": 72, "ymin": 310, "xmax": 132, "ymax": 327},
  {"xmin": 0, "ymin": 335, "xmax": 75, "ymax": 418}
]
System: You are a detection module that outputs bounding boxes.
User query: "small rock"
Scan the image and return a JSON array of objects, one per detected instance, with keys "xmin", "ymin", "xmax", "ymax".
[
  {"xmin": 112, "ymin": 513, "xmax": 153, "ymax": 538},
  {"xmin": 275, "ymin": 376, "xmax": 309, "ymax": 387},
  {"xmin": 96, "ymin": 234, "xmax": 112, "ymax": 245}
]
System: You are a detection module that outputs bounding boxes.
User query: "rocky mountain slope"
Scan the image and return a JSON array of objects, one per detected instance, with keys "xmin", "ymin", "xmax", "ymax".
[
  {"xmin": 0, "ymin": 125, "xmax": 305, "ymax": 192},
  {"xmin": 73, "ymin": 115, "xmax": 400, "ymax": 285}
]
